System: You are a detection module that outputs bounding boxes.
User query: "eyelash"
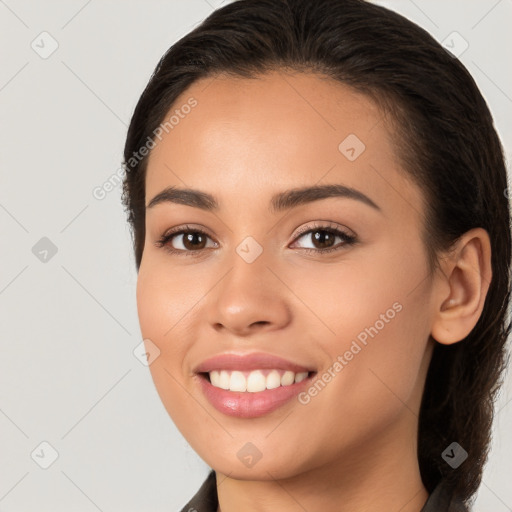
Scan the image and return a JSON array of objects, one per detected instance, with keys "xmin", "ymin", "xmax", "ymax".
[{"xmin": 154, "ymin": 222, "xmax": 357, "ymax": 257}]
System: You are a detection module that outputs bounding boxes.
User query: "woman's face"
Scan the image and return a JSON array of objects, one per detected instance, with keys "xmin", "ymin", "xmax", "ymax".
[{"xmin": 137, "ymin": 71, "xmax": 437, "ymax": 479}]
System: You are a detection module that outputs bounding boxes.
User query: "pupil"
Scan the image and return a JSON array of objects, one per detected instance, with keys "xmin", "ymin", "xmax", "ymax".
[
  {"xmin": 314, "ymin": 230, "xmax": 334, "ymax": 248},
  {"xmin": 185, "ymin": 232, "xmax": 205, "ymax": 250}
]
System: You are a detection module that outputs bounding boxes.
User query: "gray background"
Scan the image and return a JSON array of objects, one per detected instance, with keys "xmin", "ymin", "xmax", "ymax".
[{"xmin": 0, "ymin": 0, "xmax": 511, "ymax": 510}]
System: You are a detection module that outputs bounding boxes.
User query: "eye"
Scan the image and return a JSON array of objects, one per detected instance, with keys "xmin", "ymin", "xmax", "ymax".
[
  {"xmin": 290, "ymin": 222, "xmax": 357, "ymax": 254},
  {"xmin": 154, "ymin": 222, "xmax": 357, "ymax": 257},
  {"xmin": 154, "ymin": 224, "xmax": 217, "ymax": 257}
]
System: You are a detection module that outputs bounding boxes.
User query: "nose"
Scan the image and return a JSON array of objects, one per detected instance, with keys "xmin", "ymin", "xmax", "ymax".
[{"xmin": 207, "ymin": 251, "xmax": 292, "ymax": 337}]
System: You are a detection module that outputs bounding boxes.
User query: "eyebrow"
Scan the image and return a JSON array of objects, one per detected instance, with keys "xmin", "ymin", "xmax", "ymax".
[{"xmin": 146, "ymin": 183, "xmax": 381, "ymax": 214}]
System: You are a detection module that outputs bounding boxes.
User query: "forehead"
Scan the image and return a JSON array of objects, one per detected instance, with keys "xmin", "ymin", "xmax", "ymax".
[{"xmin": 144, "ymin": 70, "xmax": 424, "ymax": 222}]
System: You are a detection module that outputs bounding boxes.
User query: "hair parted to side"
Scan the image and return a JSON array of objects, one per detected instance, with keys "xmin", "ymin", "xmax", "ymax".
[{"xmin": 121, "ymin": 0, "xmax": 512, "ymax": 506}]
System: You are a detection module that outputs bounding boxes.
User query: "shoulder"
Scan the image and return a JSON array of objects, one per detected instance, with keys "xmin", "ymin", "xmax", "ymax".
[
  {"xmin": 179, "ymin": 470, "xmax": 218, "ymax": 512},
  {"xmin": 421, "ymin": 478, "xmax": 471, "ymax": 512}
]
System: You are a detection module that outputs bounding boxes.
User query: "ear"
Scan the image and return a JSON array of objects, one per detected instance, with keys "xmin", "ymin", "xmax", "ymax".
[{"xmin": 430, "ymin": 227, "xmax": 493, "ymax": 345}]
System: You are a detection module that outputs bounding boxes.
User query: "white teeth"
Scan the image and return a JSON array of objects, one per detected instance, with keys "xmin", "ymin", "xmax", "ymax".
[
  {"xmin": 207, "ymin": 369, "xmax": 310, "ymax": 392},
  {"xmin": 229, "ymin": 371, "xmax": 247, "ymax": 392},
  {"xmin": 266, "ymin": 370, "xmax": 281, "ymax": 389},
  {"xmin": 246, "ymin": 370, "xmax": 267, "ymax": 392},
  {"xmin": 209, "ymin": 370, "xmax": 231, "ymax": 390},
  {"xmin": 281, "ymin": 371, "xmax": 295, "ymax": 386},
  {"xmin": 295, "ymin": 372, "xmax": 308, "ymax": 383},
  {"xmin": 219, "ymin": 370, "xmax": 230, "ymax": 389},
  {"xmin": 209, "ymin": 370, "xmax": 221, "ymax": 388}
]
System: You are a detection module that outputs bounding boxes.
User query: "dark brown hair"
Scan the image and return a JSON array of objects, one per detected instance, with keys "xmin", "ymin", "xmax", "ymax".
[{"xmin": 121, "ymin": 0, "xmax": 512, "ymax": 506}]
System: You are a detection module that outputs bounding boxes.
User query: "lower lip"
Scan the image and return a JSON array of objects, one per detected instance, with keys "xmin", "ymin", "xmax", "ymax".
[{"xmin": 197, "ymin": 373, "xmax": 315, "ymax": 418}]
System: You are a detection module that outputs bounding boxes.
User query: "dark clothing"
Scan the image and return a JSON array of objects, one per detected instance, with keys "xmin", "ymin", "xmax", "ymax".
[{"xmin": 179, "ymin": 470, "xmax": 470, "ymax": 512}]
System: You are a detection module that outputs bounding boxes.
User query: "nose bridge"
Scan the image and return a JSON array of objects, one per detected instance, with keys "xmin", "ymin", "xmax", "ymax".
[
  {"xmin": 234, "ymin": 234, "xmax": 266, "ymax": 266},
  {"xmin": 224, "ymin": 233, "xmax": 273, "ymax": 302},
  {"xmin": 207, "ymin": 233, "xmax": 291, "ymax": 334}
]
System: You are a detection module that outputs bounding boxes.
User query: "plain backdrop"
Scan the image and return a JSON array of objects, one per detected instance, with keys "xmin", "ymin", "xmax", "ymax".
[{"xmin": 0, "ymin": 0, "xmax": 511, "ymax": 510}]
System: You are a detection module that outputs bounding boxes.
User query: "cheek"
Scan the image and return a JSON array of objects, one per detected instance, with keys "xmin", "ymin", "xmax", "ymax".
[
  {"xmin": 136, "ymin": 270, "xmax": 170, "ymax": 352},
  {"xmin": 295, "ymin": 300, "xmax": 430, "ymax": 462},
  {"xmin": 302, "ymin": 233, "xmax": 431, "ymax": 358},
  {"xmin": 292, "ymin": 242, "xmax": 431, "ymax": 424},
  {"xmin": 136, "ymin": 257, "xmax": 198, "ymax": 350},
  {"xmin": 135, "ymin": 259, "xmax": 194, "ymax": 407},
  {"xmin": 136, "ymin": 263, "xmax": 205, "ymax": 431}
]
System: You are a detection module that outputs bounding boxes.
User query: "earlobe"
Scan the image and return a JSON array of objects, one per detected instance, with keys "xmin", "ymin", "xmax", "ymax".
[{"xmin": 430, "ymin": 228, "xmax": 493, "ymax": 345}]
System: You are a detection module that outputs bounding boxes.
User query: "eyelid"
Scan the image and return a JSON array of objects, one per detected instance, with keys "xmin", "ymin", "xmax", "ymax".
[
  {"xmin": 160, "ymin": 223, "xmax": 215, "ymax": 240},
  {"xmin": 291, "ymin": 220, "xmax": 355, "ymax": 240}
]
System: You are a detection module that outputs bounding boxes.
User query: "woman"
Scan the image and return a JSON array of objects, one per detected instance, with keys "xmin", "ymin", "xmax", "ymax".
[{"xmin": 121, "ymin": 0, "xmax": 511, "ymax": 510}]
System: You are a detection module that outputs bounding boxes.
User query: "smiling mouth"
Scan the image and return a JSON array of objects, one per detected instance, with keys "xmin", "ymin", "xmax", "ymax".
[{"xmin": 199, "ymin": 369, "xmax": 317, "ymax": 393}]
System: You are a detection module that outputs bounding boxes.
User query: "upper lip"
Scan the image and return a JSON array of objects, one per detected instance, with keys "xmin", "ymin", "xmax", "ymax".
[{"xmin": 193, "ymin": 352, "xmax": 315, "ymax": 374}]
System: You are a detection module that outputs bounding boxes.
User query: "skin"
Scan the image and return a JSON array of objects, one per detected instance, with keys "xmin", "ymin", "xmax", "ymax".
[{"xmin": 136, "ymin": 70, "xmax": 492, "ymax": 512}]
